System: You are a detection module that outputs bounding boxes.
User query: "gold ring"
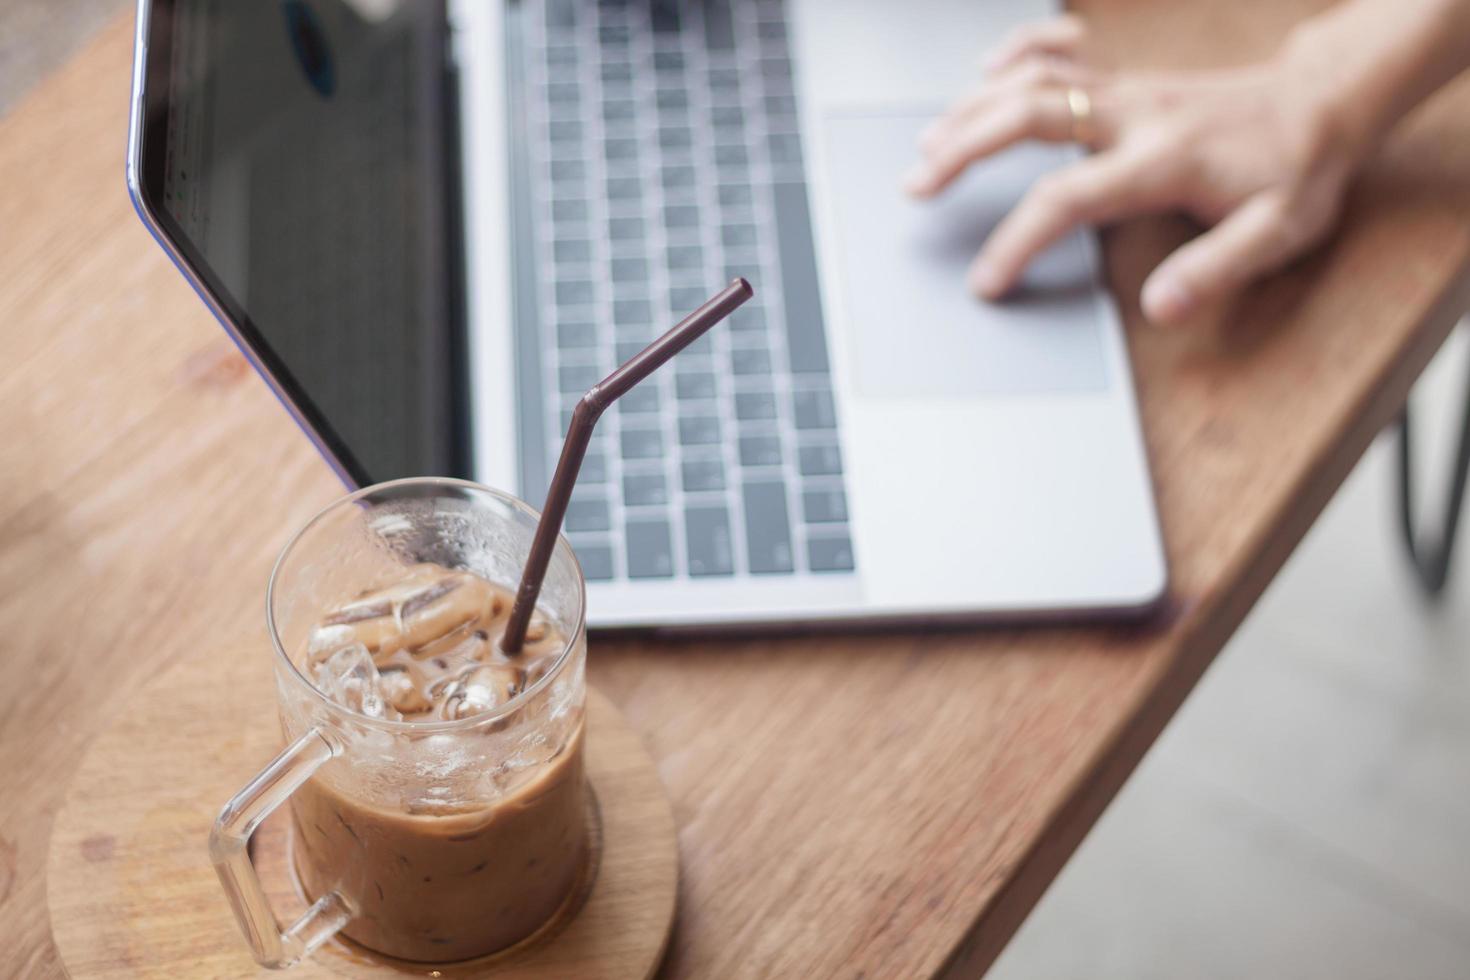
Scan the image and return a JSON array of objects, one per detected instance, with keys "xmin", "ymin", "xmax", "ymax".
[{"xmin": 1065, "ymin": 86, "xmax": 1094, "ymax": 145}]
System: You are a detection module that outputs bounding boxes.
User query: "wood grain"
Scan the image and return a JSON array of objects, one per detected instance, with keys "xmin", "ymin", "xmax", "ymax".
[
  {"xmin": 45, "ymin": 658, "xmax": 677, "ymax": 980},
  {"xmin": 2, "ymin": 3, "xmax": 1469, "ymax": 978}
]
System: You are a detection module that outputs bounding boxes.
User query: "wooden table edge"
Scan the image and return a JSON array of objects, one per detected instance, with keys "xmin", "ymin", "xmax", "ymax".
[{"xmin": 939, "ymin": 260, "xmax": 1470, "ymax": 977}]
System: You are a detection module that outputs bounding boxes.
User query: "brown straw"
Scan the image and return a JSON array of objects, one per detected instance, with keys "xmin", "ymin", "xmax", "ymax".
[{"xmin": 501, "ymin": 278, "xmax": 754, "ymax": 653}]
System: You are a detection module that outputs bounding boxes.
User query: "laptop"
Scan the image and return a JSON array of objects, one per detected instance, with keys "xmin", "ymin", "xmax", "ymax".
[{"xmin": 126, "ymin": 0, "xmax": 1167, "ymax": 628}]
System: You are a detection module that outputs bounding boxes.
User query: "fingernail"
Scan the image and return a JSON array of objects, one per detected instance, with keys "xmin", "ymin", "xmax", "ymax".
[
  {"xmin": 1142, "ymin": 276, "xmax": 1192, "ymax": 324},
  {"xmin": 969, "ymin": 260, "xmax": 1005, "ymax": 299},
  {"xmin": 902, "ymin": 164, "xmax": 932, "ymax": 196}
]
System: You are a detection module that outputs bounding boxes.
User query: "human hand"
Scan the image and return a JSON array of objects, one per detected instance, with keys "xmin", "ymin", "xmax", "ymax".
[{"xmin": 903, "ymin": 15, "xmax": 1370, "ymax": 326}]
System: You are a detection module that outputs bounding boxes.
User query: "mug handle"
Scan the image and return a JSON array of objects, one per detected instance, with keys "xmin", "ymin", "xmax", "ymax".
[{"xmin": 209, "ymin": 727, "xmax": 351, "ymax": 968}]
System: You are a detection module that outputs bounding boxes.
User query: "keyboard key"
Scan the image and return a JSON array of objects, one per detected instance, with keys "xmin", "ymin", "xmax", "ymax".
[
  {"xmin": 686, "ymin": 506, "xmax": 735, "ymax": 576},
  {"xmin": 772, "ymin": 182, "xmax": 830, "ymax": 372},
  {"xmin": 732, "ymin": 348, "xmax": 773, "ymax": 375},
  {"xmin": 614, "ymin": 298, "xmax": 652, "ymax": 325},
  {"xmin": 559, "ymin": 364, "xmax": 601, "ymax": 393},
  {"xmin": 756, "ymin": 18, "xmax": 787, "ymax": 41},
  {"xmin": 601, "ymin": 61, "xmax": 634, "ymax": 84},
  {"xmin": 653, "ymin": 46, "xmax": 684, "ymax": 68},
  {"xmin": 618, "ymin": 385, "xmax": 660, "ymax": 414},
  {"xmin": 668, "ymin": 269, "xmax": 710, "ymax": 292},
  {"xmin": 726, "ymin": 304, "xmax": 765, "ymax": 334},
  {"xmin": 609, "ymin": 216, "xmax": 644, "ymax": 241},
  {"xmin": 765, "ymin": 93, "xmax": 798, "ymax": 117},
  {"xmin": 623, "ymin": 472, "xmax": 669, "ymax": 506},
  {"xmin": 739, "ymin": 434, "xmax": 782, "ymax": 467},
  {"xmin": 566, "ymin": 496, "xmax": 611, "ymax": 532},
  {"xmin": 661, "ymin": 165, "xmax": 697, "ymax": 192},
  {"xmin": 793, "ymin": 389, "xmax": 836, "ymax": 429},
  {"xmin": 718, "ymin": 184, "xmax": 753, "ymax": 209},
  {"xmin": 682, "ymin": 458, "xmax": 725, "ymax": 492},
  {"xmin": 554, "ymin": 239, "xmax": 591, "ymax": 263},
  {"xmin": 573, "ymin": 543, "xmax": 615, "ymax": 581},
  {"xmin": 708, "ymin": 67, "xmax": 740, "ymax": 93},
  {"xmin": 655, "ymin": 88, "xmax": 688, "ymax": 110},
  {"xmin": 605, "ymin": 138, "xmax": 639, "ymax": 162},
  {"xmin": 546, "ymin": 0, "xmax": 577, "ymax": 29},
  {"xmin": 621, "ymin": 427, "xmax": 663, "ymax": 459},
  {"xmin": 798, "ymin": 443, "xmax": 843, "ymax": 476},
  {"xmin": 626, "ymin": 519, "xmax": 675, "ymax": 578},
  {"xmin": 549, "ymin": 158, "xmax": 585, "ymax": 182},
  {"xmin": 714, "ymin": 144, "xmax": 748, "ymax": 168},
  {"xmin": 556, "ymin": 280, "xmax": 595, "ymax": 305},
  {"xmin": 802, "ymin": 488, "xmax": 847, "ymax": 523},
  {"xmin": 611, "ymin": 257, "xmax": 648, "ymax": 284},
  {"xmin": 710, "ymin": 105, "xmax": 744, "ymax": 128},
  {"xmin": 676, "ymin": 372, "xmax": 717, "ymax": 400},
  {"xmin": 759, "ymin": 55, "xmax": 793, "ymax": 82},
  {"xmin": 807, "ymin": 535, "xmax": 855, "ymax": 572},
  {"xmin": 742, "ymin": 481, "xmax": 794, "ymax": 573},
  {"xmin": 704, "ymin": 0, "xmax": 735, "ymax": 49},
  {"xmin": 547, "ymin": 82, "xmax": 579, "ymax": 106},
  {"xmin": 606, "ymin": 174, "xmax": 640, "ymax": 200},
  {"xmin": 548, "ymin": 119, "xmax": 582, "ymax": 144},
  {"xmin": 679, "ymin": 415, "xmax": 721, "ymax": 445},
  {"xmin": 552, "ymin": 199, "xmax": 588, "ymax": 222},
  {"xmin": 666, "ymin": 244, "xmax": 703, "ymax": 271},
  {"xmin": 557, "ymin": 320, "xmax": 597, "ymax": 348},
  {"xmin": 722, "ymin": 224, "xmax": 759, "ymax": 250},
  {"xmin": 603, "ymin": 98, "xmax": 636, "ymax": 122},
  {"xmin": 581, "ymin": 451, "xmax": 609, "ymax": 483},
  {"xmin": 769, "ymin": 132, "xmax": 804, "ymax": 167},
  {"xmin": 735, "ymin": 391, "xmax": 778, "ymax": 420},
  {"xmin": 659, "ymin": 128, "xmax": 693, "ymax": 151},
  {"xmin": 670, "ymin": 285, "xmax": 709, "ymax": 312},
  {"xmin": 664, "ymin": 204, "xmax": 700, "ymax": 229},
  {"xmin": 599, "ymin": 24, "xmax": 632, "ymax": 45},
  {"xmin": 614, "ymin": 340, "xmax": 649, "ymax": 364},
  {"xmin": 545, "ymin": 44, "xmax": 578, "ymax": 69}
]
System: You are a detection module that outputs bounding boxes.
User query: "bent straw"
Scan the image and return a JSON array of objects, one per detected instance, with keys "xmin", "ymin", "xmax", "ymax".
[{"xmin": 501, "ymin": 278, "xmax": 754, "ymax": 653}]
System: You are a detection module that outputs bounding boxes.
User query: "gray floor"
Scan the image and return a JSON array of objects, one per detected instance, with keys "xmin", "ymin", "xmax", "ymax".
[
  {"xmin": 992, "ymin": 328, "xmax": 1470, "ymax": 980},
  {"xmin": 6, "ymin": 10, "xmax": 1469, "ymax": 978}
]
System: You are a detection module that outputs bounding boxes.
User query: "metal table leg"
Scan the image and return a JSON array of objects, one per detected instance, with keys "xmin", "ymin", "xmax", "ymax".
[{"xmin": 1396, "ymin": 342, "xmax": 1470, "ymax": 597}]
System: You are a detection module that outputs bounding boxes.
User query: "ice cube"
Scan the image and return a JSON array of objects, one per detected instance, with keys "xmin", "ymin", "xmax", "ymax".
[
  {"xmin": 318, "ymin": 566, "xmax": 501, "ymax": 658},
  {"xmin": 312, "ymin": 643, "xmax": 400, "ymax": 720},
  {"xmin": 380, "ymin": 667, "xmax": 433, "ymax": 715},
  {"xmin": 505, "ymin": 730, "xmax": 560, "ymax": 770},
  {"xmin": 439, "ymin": 664, "xmax": 525, "ymax": 720}
]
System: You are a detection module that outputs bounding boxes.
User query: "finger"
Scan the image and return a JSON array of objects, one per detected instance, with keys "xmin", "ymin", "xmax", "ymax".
[
  {"xmin": 905, "ymin": 89, "xmax": 1076, "ymax": 198},
  {"xmin": 984, "ymin": 15, "xmax": 1087, "ymax": 75},
  {"xmin": 970, "ymin": 150, "xmax": 1160, "ymax": 298},
  {"xmin": 919, "ymin": 56, "xmax": 1095, "ymax": 156},
  {"xmin": 1139, "ymin": 194, "xmax": 1319, "ymax": 325}
]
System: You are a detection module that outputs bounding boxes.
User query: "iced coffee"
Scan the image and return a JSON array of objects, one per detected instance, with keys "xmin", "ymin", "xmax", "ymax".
[{"xmin": 289, "ymin": 563, "xmax": 588, "ymax": 962}]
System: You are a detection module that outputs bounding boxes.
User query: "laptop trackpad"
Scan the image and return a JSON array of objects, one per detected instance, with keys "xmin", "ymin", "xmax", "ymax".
[{"xmin": 823, "ymin": 111, "xmax": 1107, "ymax": 397}]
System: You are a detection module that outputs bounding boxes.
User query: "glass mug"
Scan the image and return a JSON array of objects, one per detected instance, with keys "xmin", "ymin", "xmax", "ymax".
[{"xmin": 210, "ymin": 478, "xmax": 590, "ymax": 967}]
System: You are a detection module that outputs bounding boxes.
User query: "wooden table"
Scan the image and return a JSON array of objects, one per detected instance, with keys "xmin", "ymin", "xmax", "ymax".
[{"xmin": 4, "ymin": 3, "xmax": 1470, "ymax": 977}]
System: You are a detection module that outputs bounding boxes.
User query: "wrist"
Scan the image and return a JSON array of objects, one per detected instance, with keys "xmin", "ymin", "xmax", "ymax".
[
  {"xmin": 1281, "ymin": 0, "xmax": 1470, "ymax": 163},
  {"xmin": 1277, "ymin": 19, "xmax": 1389, "ymax": 167}
]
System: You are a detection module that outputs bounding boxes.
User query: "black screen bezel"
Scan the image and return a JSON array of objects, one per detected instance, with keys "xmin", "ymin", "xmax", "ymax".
[{"xmin": 136, "ymin": 0, "xmax": 466, "ymax": 487}]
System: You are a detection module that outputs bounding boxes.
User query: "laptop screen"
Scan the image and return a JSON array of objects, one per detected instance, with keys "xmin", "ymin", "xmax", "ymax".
[{"xmin": 142, "ymin": 0, "xmax": 467, "ymax": 483}]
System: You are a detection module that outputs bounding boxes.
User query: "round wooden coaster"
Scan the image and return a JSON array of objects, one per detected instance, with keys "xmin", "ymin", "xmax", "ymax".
[{"xmin": 47, "ymin": 649, "xmax": 677, "ymax": 980}]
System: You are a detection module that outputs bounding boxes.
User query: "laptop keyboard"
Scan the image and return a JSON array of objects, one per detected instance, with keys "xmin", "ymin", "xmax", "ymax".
[{"xmin": 511, "ymin": 0, "xmax": 855, "ymax": 583}]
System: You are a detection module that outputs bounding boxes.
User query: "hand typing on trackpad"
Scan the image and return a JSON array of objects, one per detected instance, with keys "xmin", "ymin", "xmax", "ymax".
[{"xmin": 824, "ymin": 111, "xmax": 1106, "ymax": 398}]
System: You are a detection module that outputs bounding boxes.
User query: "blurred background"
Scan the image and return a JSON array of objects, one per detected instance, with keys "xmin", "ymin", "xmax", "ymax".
[{"xmin": 7, "ymin": 5, "xmax": 1468, "ymax": 977}]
